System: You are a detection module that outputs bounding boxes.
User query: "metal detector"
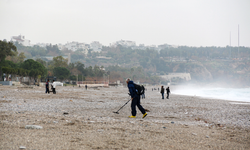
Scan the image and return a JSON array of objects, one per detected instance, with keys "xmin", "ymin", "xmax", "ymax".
[{"xmin": 113, "ymin": 99, "xmax": 131, "ymax": 114}]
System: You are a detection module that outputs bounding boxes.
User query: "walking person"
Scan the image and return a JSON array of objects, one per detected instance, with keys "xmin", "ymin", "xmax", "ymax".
[
  {"xmin": 52, "ymin": 80, "xmax": 56, "ymax": 94},
  {"xmin": 141, "ymin": 85, "xmax": 145, "ymax": 99},
  {"xmin": 160, "ymin": 86, "xmax": 164, "ymax": 99},
  {"xmin": 85, "ymin": 84, "xmax": 87, "ymax": 90},
  {"xmin": 45, "ymin": 79, "xmax": 50, "ymax": 94},
  {"xmin": 126, "ymin": 78, "xmax": 147, "ymax": 118},
  {"xmin": 166, "ymin": 87, "xmax": 171, "ymax": 99}
]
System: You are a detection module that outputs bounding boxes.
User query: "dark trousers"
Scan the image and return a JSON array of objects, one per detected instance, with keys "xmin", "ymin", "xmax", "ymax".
[
  {"xmin": 167, "ymin": 93, "xmax": 169, "ymax": 99},
  {"xmin": 161, "ymin": 93, "xmax": 164, "ymax": 99},
  {"xmin": 131, "ymin": 96, "xmax": 146, "ymax": 116},
  {"xmin": 141, "ymin": 94, "xmax": 145, "ymax": 99},
  {"xmin": 52, "ymin": 88, "xmax": 56, "ymax": 94},
  {"xmin": 45, "ymin": 87, "xmax": 50, "ymax": 94}
]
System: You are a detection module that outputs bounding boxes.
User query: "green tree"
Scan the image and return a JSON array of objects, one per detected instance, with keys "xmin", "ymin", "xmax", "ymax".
[
  {"xmin": 21, "ymin": 59, "xmax": 47, "ymax": 82},
  {"xmin": 0, "ymin": 40, "xmax": 17, "ymax": 63},
  {"xmin": 53, "ymin": 56, "xmax": 68, "ymax": 68},
  {"xmin": 0, "ymin": 41, "xmax": 17, "ymax": 80},
  {"xmin": 36, "ymin": 58, "xmax": 47, "ymax": 67},
  {"xmin": 53, "ymin": 67, "xmax": 70, "ymax": 81}
]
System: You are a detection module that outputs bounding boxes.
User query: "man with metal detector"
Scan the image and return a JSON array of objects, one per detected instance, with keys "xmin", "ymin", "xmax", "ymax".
[{"xmin": 126, "ymin": 78, "xmax": 147, "ymax": 118}]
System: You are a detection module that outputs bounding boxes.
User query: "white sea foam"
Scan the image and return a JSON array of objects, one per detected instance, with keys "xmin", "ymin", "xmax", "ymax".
[{"xmin": 173, "ymin": 86, "xmax": 250, "ymax": 102}]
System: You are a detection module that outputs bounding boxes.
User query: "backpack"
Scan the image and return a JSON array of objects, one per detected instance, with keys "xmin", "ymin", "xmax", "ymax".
[{"xmin": 134, "ymin": 83, "xmax": 144, "ymax": 95}]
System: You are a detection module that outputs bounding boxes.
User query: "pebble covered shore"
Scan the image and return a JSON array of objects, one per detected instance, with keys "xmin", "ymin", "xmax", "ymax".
[{"xmin": 0, "ymin": 85, "xmax": 250, "ymax": 149}]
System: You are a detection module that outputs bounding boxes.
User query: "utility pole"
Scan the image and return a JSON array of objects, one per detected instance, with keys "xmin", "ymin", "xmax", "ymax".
[
  {"xmin": 238, "ymin": 24, "xmax": 240, "ymax": 59},
  {"xmin": 230, "ymin": 31, "xmax": 231, "ymax": 59}
]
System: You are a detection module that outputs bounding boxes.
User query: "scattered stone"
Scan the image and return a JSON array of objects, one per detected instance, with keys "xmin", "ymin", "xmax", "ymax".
[
  {"xmin": 206, "ymin": 135, "xmax": 209, "ymax": 138},
  {"xmin": 97, "ymin": 129, "xmax": 104, "ymax": 132},
  {"xmin": 66, "ymin": 122, "xmax": 75, "ymax": 125},
  {"xmin": 163, "ymin": 127, "xmax": 166, "ymax": 129},
  {"xmin": 63, "ymin": 112, "xmax": 69, "ymax": 115},
  {"xmin": 171, "ymin": 121, "xmax": 174, "ymax": 124},
  {"xmin": 25, "ymin": 125, "xmax": 43, "ymax": 129},
  {"xmin": 192, "ymin": 133, "xmax": 197, "ymax": 136},
  {"xmin": 19, "ymin": 146, "xmax": 26, "ymax": 149},
  {"xmin": 53, "ymin": 121, "xmax": 58, "ymax": 123}
]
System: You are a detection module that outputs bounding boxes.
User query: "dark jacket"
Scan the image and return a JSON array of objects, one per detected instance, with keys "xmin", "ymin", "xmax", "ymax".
[
  {"xmin": 127, "ymin": 81, "xmax": 138, "ymax": 98},
  {"xmin": 46, "ymin": 81, "xmax": 49, "ymax": 88},
  {"xmin": 160, "ymin": 87, "xmax": 164, "ymax": 93},
  {"xmin": 166, "ymin": 88, "xmax": 170, "ymax": 93}
]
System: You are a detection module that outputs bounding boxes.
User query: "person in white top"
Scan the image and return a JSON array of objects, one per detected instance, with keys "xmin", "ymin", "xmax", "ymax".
[{"xmin": 52, "ymin": 80, "xmax": 56, "ymax": 94}]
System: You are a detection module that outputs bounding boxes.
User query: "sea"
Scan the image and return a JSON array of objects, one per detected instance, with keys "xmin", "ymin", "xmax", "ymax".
[{"xmin": 173, "ymin": 87, "xmax": 250, "ymax": 103}]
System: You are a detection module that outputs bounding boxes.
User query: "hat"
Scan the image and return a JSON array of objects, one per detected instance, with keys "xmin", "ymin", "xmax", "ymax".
[{"xmin": 126, "ymin": 78, "xmax": 131, "ymax": 82}]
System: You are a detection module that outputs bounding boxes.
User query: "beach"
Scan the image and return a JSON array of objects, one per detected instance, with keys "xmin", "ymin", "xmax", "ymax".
[{"xmin": 0, "ymin": 85, "xmax": 250, "ymax": 150}]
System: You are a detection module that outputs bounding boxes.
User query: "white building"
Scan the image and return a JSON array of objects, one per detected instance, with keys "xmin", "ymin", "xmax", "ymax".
[
  {"xmin": 63, "ymin": 41, "xmax": 89, "ymax": 55},
  {"xmin": 160, "ymin": 73, "xmax": 191, "ymax": 81},
  {"xmin": 11, "ymin": 35, "xmax": 30, "ymax": 46},
  {"xmin": 112, "ymin": 40, "xmax": 136, "ymax": 48},
  {"xmin": 35, "ymin": 43, "xmax": 50, "ymax": 48},
  {"xmin": 90, "ymin": 41, "xmax": 102, "ymax": 53}
]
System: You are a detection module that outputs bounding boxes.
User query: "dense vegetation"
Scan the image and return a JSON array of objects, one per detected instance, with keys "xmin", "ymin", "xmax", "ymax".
[
  {"xmin": 2, "ymin": 40, "xmax": 249, "ymax": 86},
  {"xmin": 0, "ymin": 41, "xmax": 107, "ymax": 83}
]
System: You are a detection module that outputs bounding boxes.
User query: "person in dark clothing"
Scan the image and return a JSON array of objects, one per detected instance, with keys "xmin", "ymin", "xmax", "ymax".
[
  {"xmin": 160, "ymin": 86, "xmax": 164, "ymax": 99},
  {"xmin": 85, "ymin": 84, "xmax": 87, "ymax": 90},
  {"xmin": 126, "ymin": 78, "xmax": 147, "ymax": 118},
  {"xmin": 45, "ymin": 79, "xmax": 50, "ymax": 94},
  {"xmin": 166, "ymin": 87, "xmax": 170, "ymax": 99},
  {"xmin": 141, "ymin": 85, "xmax": 145, "ymax": 99}
]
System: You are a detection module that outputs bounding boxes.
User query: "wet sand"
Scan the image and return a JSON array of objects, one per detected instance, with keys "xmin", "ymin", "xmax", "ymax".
[{"xmin": 0, "ymin": 85, "xmax": 250, "ymax": 149}]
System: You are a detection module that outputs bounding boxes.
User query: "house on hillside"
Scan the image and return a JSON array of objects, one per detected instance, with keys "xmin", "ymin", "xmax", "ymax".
[
  {"xmin": 90, "ymin": 41, "xmax": 102, "ymax": 53},
  {"xmin": 160, "ymin": 73, "xmax": 191, "ymax": 81},
  {"xmin": 112, "ymin": 40, "xmax": 136, "ymax": 48},
  {"xmin": 11, "ymin": 35, "xmax": 31, "ymax": 46}
]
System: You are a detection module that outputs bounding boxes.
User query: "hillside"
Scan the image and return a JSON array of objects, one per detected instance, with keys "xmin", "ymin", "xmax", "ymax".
[{"xmin": 14, "ymin": 43, "xmax": 250, "ymax": 86}]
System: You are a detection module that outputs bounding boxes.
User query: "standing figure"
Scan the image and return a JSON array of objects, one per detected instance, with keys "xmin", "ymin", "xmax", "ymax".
[
  {"xmin": 166, "ymin": 87, "xmax": 171, "ymax": 99},
  {"xmin": 126, "ymin": 78, "xmax": 147, "ymax": 118},
  {"xmin": 52, "ymin": 80, "xmax": 56, "ymax": 94},
  {"xmin": 160, "ymin": 86, "xmax": 164, "ymax": 99},
  {"xmin": 45, "ymin": 79, "xmax": 50, "ymax": 94},
  {"xmin": 141, "ymin": 85, "xmax": 145, "ymax": 99},
  {"xmin": 85, "ymin": 84, "xmax": 87, "ymax": 90}
]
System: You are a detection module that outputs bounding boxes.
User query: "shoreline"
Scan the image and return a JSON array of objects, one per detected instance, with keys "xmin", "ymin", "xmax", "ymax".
[{"xmin": 1, "ymin": 86, "xmax": 249, "ymax": 149}]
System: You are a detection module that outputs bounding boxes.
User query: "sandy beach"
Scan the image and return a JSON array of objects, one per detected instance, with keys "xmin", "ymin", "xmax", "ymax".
[{"xmin": 0, "ymin": 85, "xmax": 249, "ymax": 150}]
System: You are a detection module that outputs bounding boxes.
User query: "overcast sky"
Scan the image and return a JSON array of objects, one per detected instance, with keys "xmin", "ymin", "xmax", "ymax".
[{"xmin": 0, "ymin": 0, "xmax": 250, "ymax": 47}]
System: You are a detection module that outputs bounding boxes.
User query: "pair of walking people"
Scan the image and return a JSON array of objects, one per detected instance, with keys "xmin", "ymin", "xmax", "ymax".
[
  {"xmin": 160, "ymin": 86, "xmax": 170, "ymax": 99},
  {"xmin": 45, "ymin": 79, "xmax": 56, "ymax": 94}
]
